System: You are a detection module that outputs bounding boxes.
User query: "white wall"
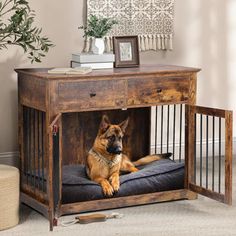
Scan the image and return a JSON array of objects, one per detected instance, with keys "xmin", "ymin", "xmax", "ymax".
[{"xmin": 0, "ymin": 0, "xmax": 235, "ymax": 154}]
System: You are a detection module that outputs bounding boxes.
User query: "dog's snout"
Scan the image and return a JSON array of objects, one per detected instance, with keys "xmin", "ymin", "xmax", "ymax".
[
  {"xmin": 107, "ymin": 146, "xmax": 122, "ymax": 154},
  {"xmin": 115, "ymin": 146, "xmax": 122, "ymax": 153}
]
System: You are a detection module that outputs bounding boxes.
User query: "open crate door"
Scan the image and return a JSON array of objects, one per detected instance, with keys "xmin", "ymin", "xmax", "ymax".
[
  {"xmin": 185, "ymin": 105, "xmax": 233, "ymax": 205},
  {"xmin": 49, "ymin": 114, "xmax": 62, "ymax": 229}
]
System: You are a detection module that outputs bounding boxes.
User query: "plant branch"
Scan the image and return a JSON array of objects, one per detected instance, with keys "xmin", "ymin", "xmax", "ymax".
[
  {"xmin": 0, "ymin": 0, "xmax": 54, "ymax": 63},
  {"xmin": 0, "ymin": 0, "xmax": 12, "ymax": 13},
  {"xmin": 79, "ymin": 15, "xmax": 118, "ymax": 38}
]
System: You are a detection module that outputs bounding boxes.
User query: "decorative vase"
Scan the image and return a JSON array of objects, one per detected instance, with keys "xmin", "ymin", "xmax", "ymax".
[{"xmin": 92, "ymin": 38, "xmax": 105, "ymax": 55}]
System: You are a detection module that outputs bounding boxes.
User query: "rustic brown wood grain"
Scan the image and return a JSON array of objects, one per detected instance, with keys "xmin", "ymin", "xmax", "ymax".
[
  {"xmin": 58, "ymin": 80, "xmax": 126, "ymax": 111},
  {"xmin": 187, "ymin": 105, "xmax": 233, "ymax": 205},
  {"xmin": 225, "ymin": 111, "xmax": 233, "ymax": 205},
  {"xmin": 189, "ymin": 183, "xmax": 225, "ymax": 203},
  {"xmin": 16, "ymin": 64, "xmax": 214, "ymax": 231},
  {"xmin": 59, "ymin": 189, "xmax": 196, "ymax": 216},
  {"xmin": 15, "ymin": 64, "xmax": 201, "ymax": 80},
  {"xmin": 21, "ymin": 192, "xmax": 49, "ymax": 218},
  {"xmin": 189, "ymin": 73, "xmax": 197, "ymax": 105},
  {"xmin": 192, "ymin": 106, "xmax": 227, "ymax": 118},
  {"xmin": 128, "ymin": 76, "xmax": 190, "ymax": 106},
  {"xmin": 18, "ymin": 74, "xmax": 46, "ymax": 111},
  {"xmin": 61, "ymin": 108, "xmax": 150, "ymax": 165}
]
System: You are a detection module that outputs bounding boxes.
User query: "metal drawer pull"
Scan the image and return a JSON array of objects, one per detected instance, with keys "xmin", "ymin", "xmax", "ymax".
[
  {"xmin": 90, "ymin": 93, "xmax": 96, "ymax": 98},
  {"xmin": 156, "ymin": 88, "xmax": 162, "ymax": 93}
]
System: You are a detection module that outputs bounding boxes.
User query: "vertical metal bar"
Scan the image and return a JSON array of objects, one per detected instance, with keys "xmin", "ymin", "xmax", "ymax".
[
  {"xmin": 219, "ymin": 117, "xmax": 221, "ymax": 193},
  {"xmin": 173, "ymin": 105, "xmax": 176, "ymax": 160},
  {"xmin": 29, "ymin": 108, "xmax": 32, "ymax": 186},
  {"xmin": 206, "ymin": 115, "xmax": 209, "ymax": 189},
  {"xmin": 179, "ymin": 104, "xmax": 183, "ymax": 162},
  {"xmin": 33, "ymin": 109, "xmax": 36, "ymax": 192},
  {"xmin": 26, "ymin": 107, "xmax": 30, "ymax": 185},
  {"xmin": 155, "ymin": 106, "xmax": 158, "ymax": 154},
  {"xmin": 42, "ymin": 112, "xmax": 45, "ymax": 192},
  {"xmin": 161, "ymin": 106, "xmax": 164, "ymax": 153},
  {"xmin": 22, "ymin": 108, "xmax": 26, "ymax": 176},
  {"xmin": 200, "ymin": 114, "xmax": 203, "ymax": 187},
  {"xmin": 38, "ymin": 111, "xmax": 42, "ymax": 191},
  {"xmin": 194, "ymin": 113, "xmax": 197, "ymax": 183},
  {"xmin": 37, "ymin": 110, "xmax": 41, "ymax": 190},
  {"xmin": 167, "ymin": 105, "xmax": 170, "ymax": 153},
  {"xmin": 212, "ymin": 116, "xmax": 215, "ymax": 191}
]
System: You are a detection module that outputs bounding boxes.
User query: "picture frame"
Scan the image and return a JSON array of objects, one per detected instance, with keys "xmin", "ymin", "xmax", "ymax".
[{"xmin": 113, "ymin": 36, "xmax": 140, "ymax": 68}]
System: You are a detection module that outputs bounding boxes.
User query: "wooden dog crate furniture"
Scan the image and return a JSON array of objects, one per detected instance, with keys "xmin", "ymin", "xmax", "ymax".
[{"xmin": 16, "ymin": 65, "xmax": 233, "ymax": 231}]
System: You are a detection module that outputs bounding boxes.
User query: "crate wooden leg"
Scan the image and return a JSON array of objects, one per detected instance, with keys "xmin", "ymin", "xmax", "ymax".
[
  {"xmin": 186, "ymin": 190, "xmax": 198, "ymax": 200},
  {"xmin": 49, "ymin": 210, "xmax": 54, "ymax": 231}
]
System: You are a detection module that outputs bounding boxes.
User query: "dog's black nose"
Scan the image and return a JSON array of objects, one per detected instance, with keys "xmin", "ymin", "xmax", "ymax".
[
  {"xmin": 107, "ymin": 146, "xmax": 122, "ymax": 154},
  {"xmin": 115, "ymin": 150, "xmax": 122, "ymax": 155},
  {"xmin": 115, "ymin": 146, "xmax": 122, "ymax": 153}
]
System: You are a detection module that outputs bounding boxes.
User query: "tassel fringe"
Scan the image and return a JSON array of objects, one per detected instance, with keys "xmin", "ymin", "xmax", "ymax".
[{"xmin": 83, "ymin": 34, "xmax": 173, "ymax": 53}]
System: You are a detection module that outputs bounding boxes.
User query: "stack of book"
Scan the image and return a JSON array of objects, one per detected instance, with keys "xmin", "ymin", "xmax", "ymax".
[{"xmin": 71, "ymin": 53, "xmax": 115, "ymax": 69}]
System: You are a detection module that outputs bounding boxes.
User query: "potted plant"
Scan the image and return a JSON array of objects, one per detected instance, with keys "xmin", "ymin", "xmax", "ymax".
[
  {"xmin": 80, "ymin": 15, "xmax": 118, "ymax": 55},
  {"xmin": 0, "ymin": 0, "xmax": 53, "ymax": 63}
]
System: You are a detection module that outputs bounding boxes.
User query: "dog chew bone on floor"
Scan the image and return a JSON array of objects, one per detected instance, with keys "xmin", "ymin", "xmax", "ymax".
[{"xmin": 86, "ymin": 115, "xmax": 172, "ymax": 197}]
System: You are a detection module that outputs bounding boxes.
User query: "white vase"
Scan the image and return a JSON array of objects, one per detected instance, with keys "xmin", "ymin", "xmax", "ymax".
[{"xmin": 92, "ymin": 38, "xmax": 105, "ymax": 55}]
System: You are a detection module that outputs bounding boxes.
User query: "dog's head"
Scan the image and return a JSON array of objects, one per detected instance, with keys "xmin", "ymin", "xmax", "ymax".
[{"xmin": 96, "ymin": 115, "xmax": 129, "ymax": 155}]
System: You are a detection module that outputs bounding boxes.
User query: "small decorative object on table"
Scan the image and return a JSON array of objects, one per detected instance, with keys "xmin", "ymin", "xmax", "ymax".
[
  {"xmin": 79, "ymin": 15, "xmax": 118, "ymax": 55},
  {"xmin": 113, "ymin": 36, "xmax": 140, "ymax": 68},
  {"xmin": 71, "ymin": 52, "xmax": 115, "ymax": 69}
]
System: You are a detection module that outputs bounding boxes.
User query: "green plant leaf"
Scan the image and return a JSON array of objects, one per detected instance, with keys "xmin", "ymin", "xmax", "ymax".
[
  {"xmin": 79, "ymin": 14, "xmax": 118, "ymax": 38},
  {"xmin": 0, "ymin": 0, "xmax": 54, "ymax": 63}
]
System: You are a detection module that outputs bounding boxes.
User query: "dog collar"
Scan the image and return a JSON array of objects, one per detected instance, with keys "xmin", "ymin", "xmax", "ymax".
[{"xmin": 89, "ymin": 149, "xmax": 121, "ymax": 168}]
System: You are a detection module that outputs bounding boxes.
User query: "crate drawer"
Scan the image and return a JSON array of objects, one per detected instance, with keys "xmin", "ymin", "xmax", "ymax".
[
  {"xmin": 127, "ymin": 77, "xmax": 190, "ymax": 106},
  {"xmin": 58, "ymin": 80, "xmax": 126, "ymax": 111}
]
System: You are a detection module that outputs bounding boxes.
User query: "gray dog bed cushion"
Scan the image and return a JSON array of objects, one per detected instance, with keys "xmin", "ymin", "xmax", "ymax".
[
  {"xmin": 62, "ymin": 158, "xmax": 185, "ymax": 204},
  {"xmin": 62, "ymin": 159, "xmax": 184, "ymax": 204}
]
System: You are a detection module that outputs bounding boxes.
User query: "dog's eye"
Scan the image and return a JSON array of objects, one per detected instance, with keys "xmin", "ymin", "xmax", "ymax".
[{"xmin": 108, "ymin": 135, "xmax": 115, "ymax": 141}]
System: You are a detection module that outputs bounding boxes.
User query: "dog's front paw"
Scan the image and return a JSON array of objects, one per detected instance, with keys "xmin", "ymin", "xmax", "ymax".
[
  {"xmin": 130, "ymin": 167, "xmax": 139, "ymax": 172},
  {"xmin": 109, "ymin": 175, "xmax": 120, "ymax": 192},
  {"xmin": 111, "ymin": 180, "xmax": 120, "ymax": 192},
  {"xmin": 101, "ymin": 182, "xmax": 114, "ymax": 197}
]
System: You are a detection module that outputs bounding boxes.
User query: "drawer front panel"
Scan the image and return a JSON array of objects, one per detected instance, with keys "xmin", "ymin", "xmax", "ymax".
[
  {"xmin": 58, "ymin": 80, "xmax": 126, "ymax": 110},
  {"xmin": 128, "ymin": 77, "xmax": 190, "ymax": 106}
]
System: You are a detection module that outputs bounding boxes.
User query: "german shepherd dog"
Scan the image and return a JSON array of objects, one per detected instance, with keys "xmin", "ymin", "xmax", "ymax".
[{"xmin": 86, "ymin": 115, "xmax": 171, "ymax": 196}]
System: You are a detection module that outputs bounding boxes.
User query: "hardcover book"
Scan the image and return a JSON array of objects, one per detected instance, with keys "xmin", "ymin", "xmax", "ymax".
[
  {"xmin": 72, "ymin": 53, "xmax": 115, "ymax": 63},
  {"xmin": 71, "ymin": 61, "xmax": 113, "ymax": 70}
]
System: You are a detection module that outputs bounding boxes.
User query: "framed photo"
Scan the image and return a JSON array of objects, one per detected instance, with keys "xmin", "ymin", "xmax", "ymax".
[{"xmin": 113, "ymin": 36, "xmax": 140, "ymax": 68}]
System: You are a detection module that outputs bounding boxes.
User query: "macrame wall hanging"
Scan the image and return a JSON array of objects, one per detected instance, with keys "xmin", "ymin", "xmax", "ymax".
[{"xmin": 84, "ymin": 0, "xmax": 174, "ymax": 52}]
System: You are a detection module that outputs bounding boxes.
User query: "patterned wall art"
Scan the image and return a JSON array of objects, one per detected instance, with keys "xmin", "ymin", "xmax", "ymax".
[{"xmin": 84, "ymin": 0, "xmax": 174, "ymax": 52}]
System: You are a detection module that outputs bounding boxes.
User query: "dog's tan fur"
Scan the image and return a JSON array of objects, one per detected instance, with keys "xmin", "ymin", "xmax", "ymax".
[{"xmin": 86, "ymin": 115, "xmax": 171, "ymax": 196}]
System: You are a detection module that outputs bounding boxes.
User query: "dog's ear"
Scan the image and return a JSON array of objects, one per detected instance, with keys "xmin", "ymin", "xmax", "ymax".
[
  {"xmin": 118, "ymin": 117, "xmax": 129, "ymax": 133},
  {"xmin": 99, "ymin": 115, "xmax": 110, "ymax": 134}
]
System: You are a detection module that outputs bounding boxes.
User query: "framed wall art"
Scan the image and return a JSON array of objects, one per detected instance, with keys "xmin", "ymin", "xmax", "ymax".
[{"xmin": 113, "ymin": 36, "xmax": 140, "ymax": 68}]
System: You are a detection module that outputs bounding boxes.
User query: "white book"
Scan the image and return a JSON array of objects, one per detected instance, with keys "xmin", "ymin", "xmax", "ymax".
[
  {"xmin": 72, "ymin": 53, "xmax": 115, "ymax": 63},
  {"xmin": 48, "ymin": 67, "xmax": 92, "ymax": 75},
  {"xmin": 71, "ymin": 61, "xmax": 113, "ymax": 70}
]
